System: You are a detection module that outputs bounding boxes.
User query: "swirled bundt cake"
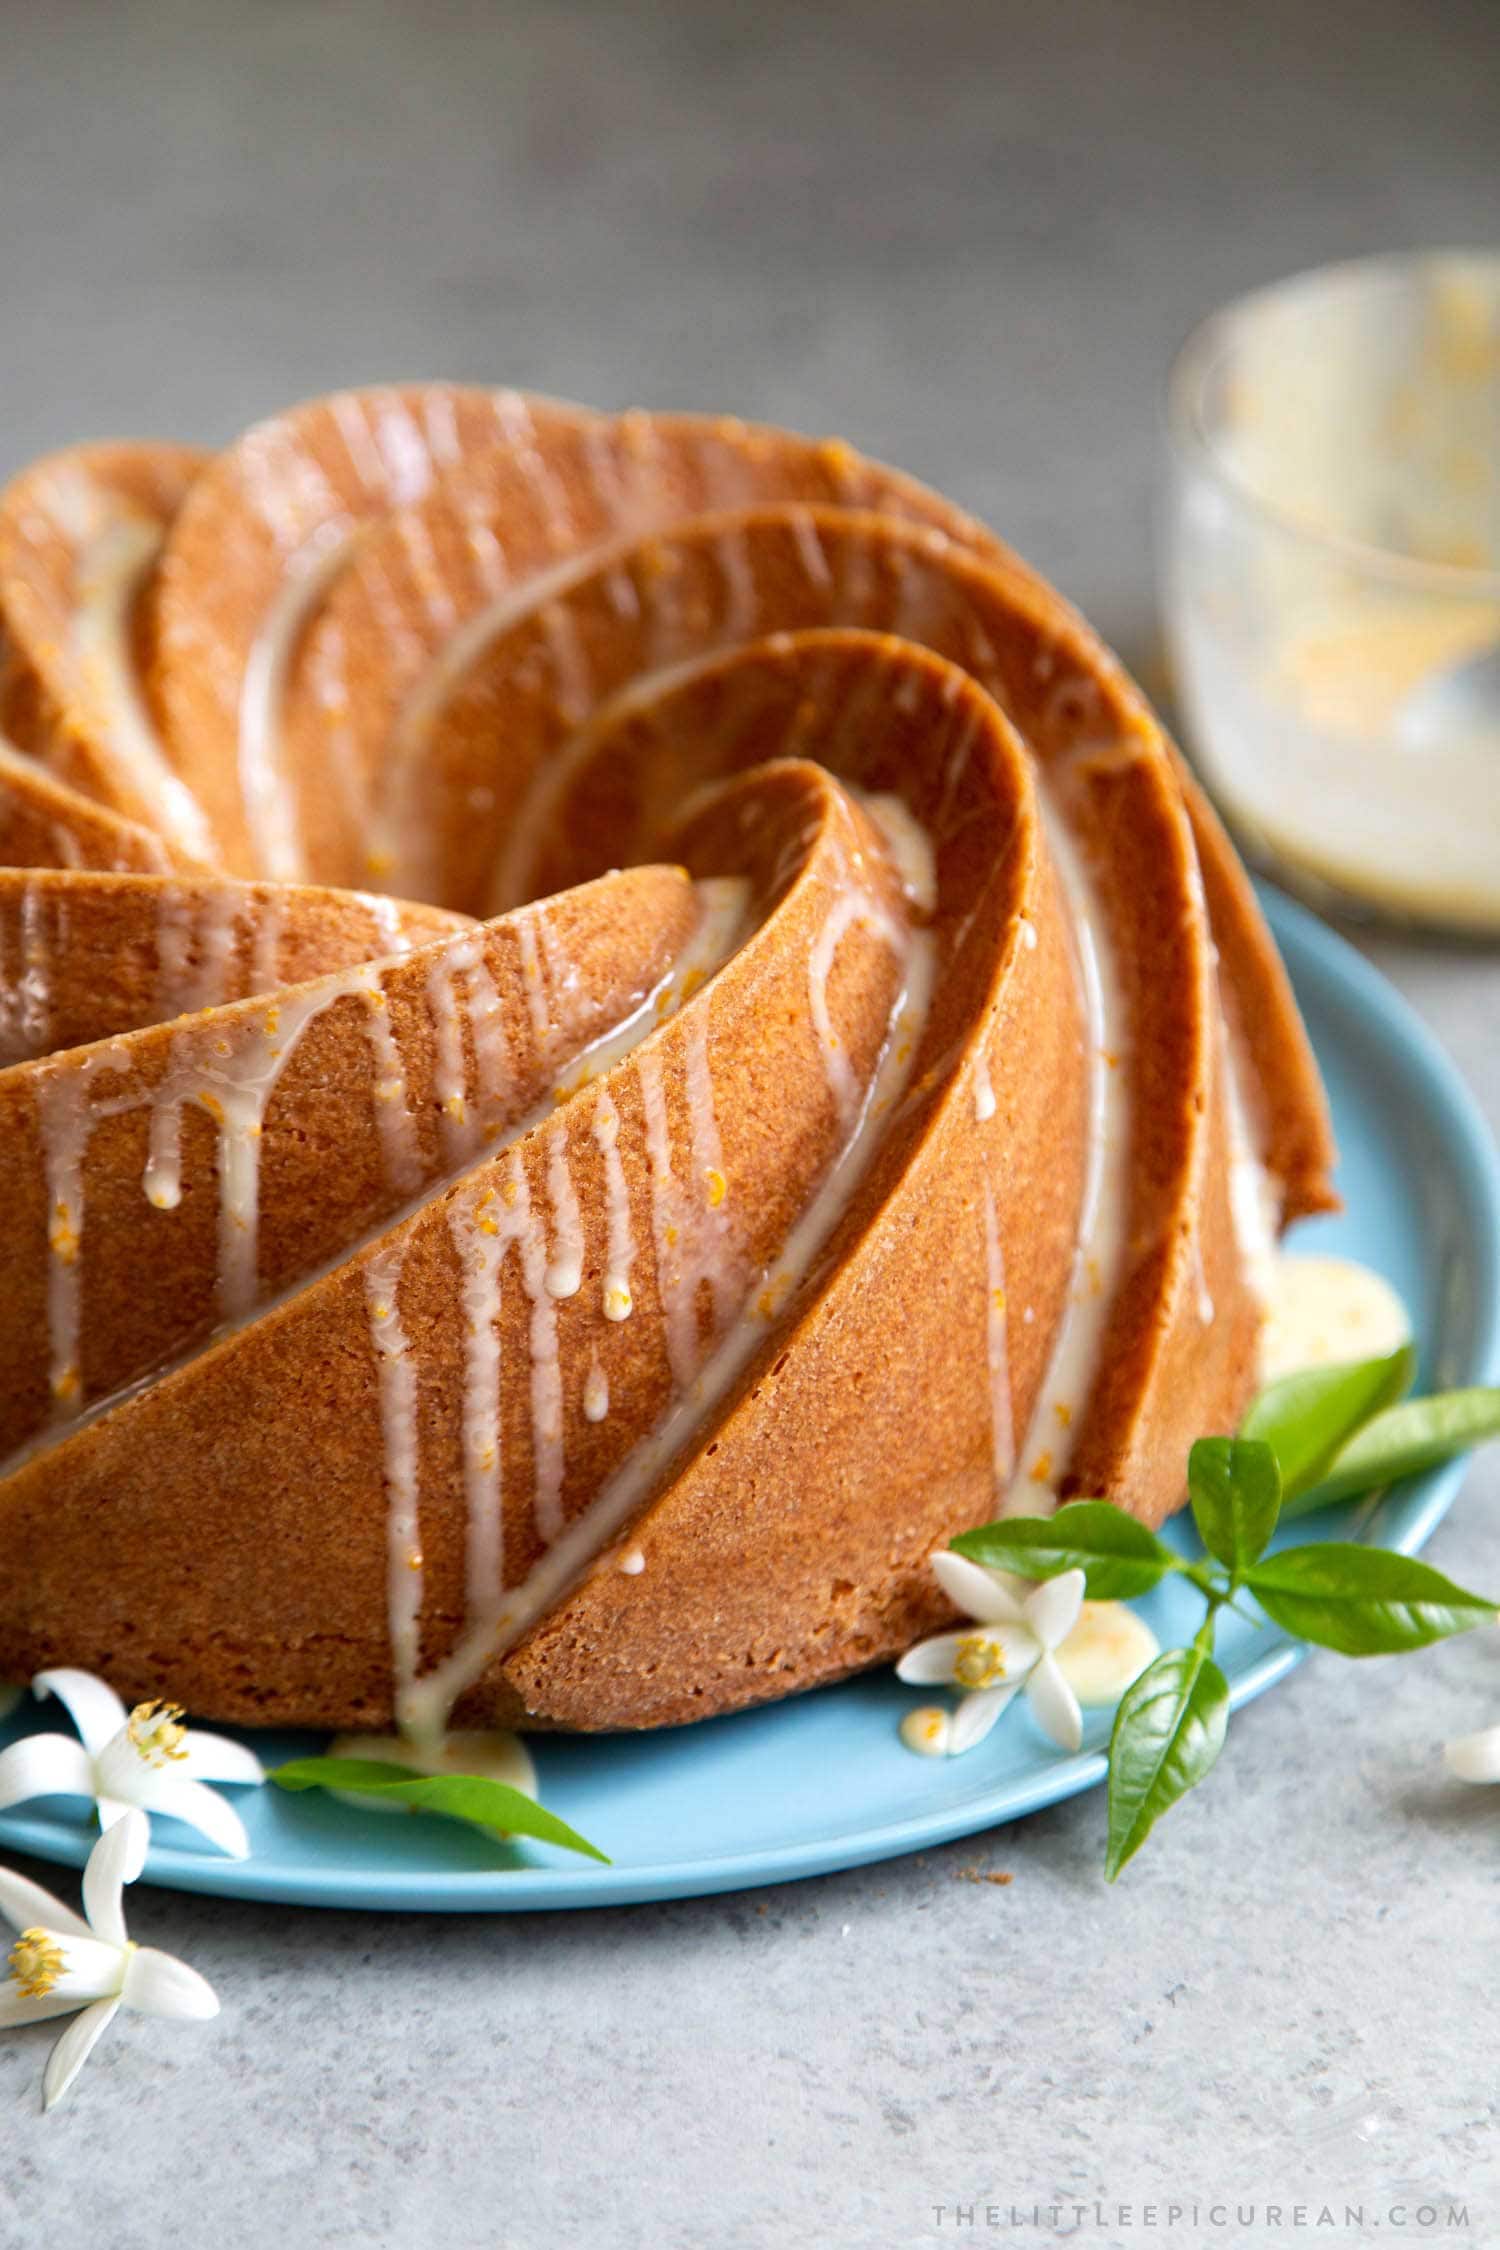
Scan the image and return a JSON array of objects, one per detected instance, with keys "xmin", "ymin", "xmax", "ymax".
[{"xmin": 0, "ymin": 386, "xmax": 1335, "ymax": 1739}]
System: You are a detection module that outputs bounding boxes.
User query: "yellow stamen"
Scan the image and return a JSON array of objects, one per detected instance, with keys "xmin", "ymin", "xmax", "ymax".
[
  {"xmin": 8, "ymin": 1928, "xmax": 64, "ymax": 1999},
  {"xmin": 953, "ymin": 1633, "xmax": 1008, "ymax": 1690},
  {"xmin": 126, "ymin": 1699, "xmax": 188, "ymax": 1767}
]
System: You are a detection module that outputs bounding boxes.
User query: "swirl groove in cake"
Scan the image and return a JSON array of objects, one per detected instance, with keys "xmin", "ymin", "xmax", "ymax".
[{"xmin": 0, "ymin": 387, "xmax": 1335, "ymax": 1737}]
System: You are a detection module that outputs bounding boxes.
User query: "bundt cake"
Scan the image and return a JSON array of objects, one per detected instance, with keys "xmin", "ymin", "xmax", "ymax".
[{"xmin": 0, "ymin": 386, "xmax": 1336, "ymax": 1744}]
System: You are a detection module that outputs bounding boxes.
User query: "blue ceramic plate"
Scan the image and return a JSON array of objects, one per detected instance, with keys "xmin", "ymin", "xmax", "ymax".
[{"xmin": 2, "ymin": 889, "xmax": 1498, "ymax": 1910}]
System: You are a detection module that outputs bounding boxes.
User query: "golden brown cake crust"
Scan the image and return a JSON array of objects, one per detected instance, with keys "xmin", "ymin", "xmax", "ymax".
[{"xmin": 0, "ymin": 395, "xmax": 1337, "ymax": 1735}]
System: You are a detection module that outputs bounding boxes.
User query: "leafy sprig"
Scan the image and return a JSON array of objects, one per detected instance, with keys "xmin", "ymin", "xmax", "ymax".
[
  {"xmin": 269, "ymin": 1755, "xmax": 610, "ymax": 1863},
  {"xmin": 951, "ymin": 1353, "xmax": 1500, "ymax": 1878}
]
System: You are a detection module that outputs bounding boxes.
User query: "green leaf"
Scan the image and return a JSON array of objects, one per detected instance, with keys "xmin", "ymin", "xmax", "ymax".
[
  {"xmin": 1188, "ymin": 1437, "xmax": 1281, "ymax": 1576},
  {"xmin": 1283, "ymin": 1388, "xmax": 1500, "ymax": 1517},
  {"xmin": 1242, "ymin": 1545, "xmax": 1498, "ymax": 1655},
  {"xmin": 1105, "ymin": 1643, "xmax": 1230, "ymax": 1880},
  {"xmin": 951, "ymin": 1500, "xmax": 1179, "ymax": 1599},
  {"xmin": 269, "ymin": 1756, "xmax": 610, "ymax": 1863},
  {"xmin": 1240, "ymin": 1345, "xmax": 1416, "ymax": 1501}
]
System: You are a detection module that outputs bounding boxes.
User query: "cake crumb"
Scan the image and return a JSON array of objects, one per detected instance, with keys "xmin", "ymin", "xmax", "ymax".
[{"xmin": 954, "ymin": 1863, "xmax": 1014, "ymax": 1887}]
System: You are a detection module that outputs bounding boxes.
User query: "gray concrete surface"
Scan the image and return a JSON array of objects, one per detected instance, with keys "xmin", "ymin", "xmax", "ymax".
[{"xmin": 2, "ymin": 3, "xmax": 1499, "ymax": 2244}]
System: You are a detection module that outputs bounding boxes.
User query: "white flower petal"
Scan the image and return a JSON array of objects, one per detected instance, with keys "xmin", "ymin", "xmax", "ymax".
[
  {"xmin": 896, "ymin": 1624, "xmax": 1040, "ymax": 1690},
  {"xmin": 896, "ymin": 1631, "xmax": 974, "ymax": 1687},
  {"xmin": 95, "ymin": 1795, "xmax": 135, "ymax": 1831},
  {"xmin": 46, "ymin": 1934, "xmax": 130, "ymax": 2002},
  {"xmin": 138, "ymin": 1776, "xmax": 249, "ymax": 1859},
  {"xmin": 1025, "ymin": 1568, "xmax": 1086, "ymax": 1651},
  {"xmin": 89, "ymin": 1732, "xmax": 150, "ymax": 1810},
  {"xmin": 32, "ymin": 1670, "xmax": 127, "ymax": 1757},
  {"xmin": 1445, "ymin": 1725, "xmax": 1500, "ymax": 1784},
  {"xmin": 0, "ymin": 1985, "xmax": 90, "ymax": 2030},
  {"xmin": 176, "ymin": 1731, "xmax": 266, "ymax": 1788},
  {"xmin": 1026, "ymin": 1655, "xmax": 1084, "ymax": 1752},
  {"xmin": 0, "ymin": 1867, "xmax": 90, "ymax": 1945},
  {"xmin": 124, "ymin": 1946, "xmax": 220, "ymax": 2022},
  {"xmin": 43, "ymin": 1996, "xmax": 120, "ymax": 2108},
  {"xmin": 81, "ymin": 1809, "xmax": 147, "ymax": 1950},
  {"xmin": 948, "ymin": 1683, "xmax": 1021, "ymax": 1754},
  {"xmin": 929, "ymin": 1550, "xmax": 1030, "ymax": 1624},
  {"xmin": 0, "ymin": 1734, "xmax": 95, "ymax": 1812}
]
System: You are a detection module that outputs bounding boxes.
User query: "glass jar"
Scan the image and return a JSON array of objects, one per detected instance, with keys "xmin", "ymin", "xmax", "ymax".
[{"xmin": 1161, "ymin": 252, "xmax": 1500, "ymax": 934}]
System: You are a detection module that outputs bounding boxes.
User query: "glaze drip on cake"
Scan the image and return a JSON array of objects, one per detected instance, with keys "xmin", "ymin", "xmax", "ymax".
[{"xmin": 0, "ymin": 387, "xmax": 1336, "ymax": 1735}]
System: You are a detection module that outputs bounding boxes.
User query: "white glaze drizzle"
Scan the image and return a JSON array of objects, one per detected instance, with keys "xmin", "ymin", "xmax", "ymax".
[
  {"xmin": 859, "ymin": 791, "xmax": 940, "ymax": 912},
  {"xmin": 247, "ymin": 885, "xmax": 289, "ymax": 993},
  {"xmin": 397, "ymin": 509, "xmax": 459, "ymax": 635},
  {"xmin": 537, "ymin": 600, "xmax": 595, "ymax": 728},
  {"xmin": 806, "ymin": 875, "xmax": 909, "ymax": 1136},
  {"xmin": 365, "ymin": 1241, "xmax": 424, "ymax": 1691},
  {"xmin": 142, "ymin": 1094, "xmax": 184, "ymax": 1213},
  {"xmin": 716, "ymin": 525, "xmax": 758, "ymax": 639},
  {"xmin": 352, "ymin": 964, "xmax": 423, "ymax": 1195},
  {"xmin": 972, "ymin": 1045, "xmax": 997, "ymax": 1124},
  {"xmin": 198, "ymin": 984, "xmax": 361, "ymax": 1320},
  {"xmin": 1004, "ymin": 799, "xmax": 1131, "ymax": 1513},
  {"xmin": 512, "ymin": 1157, "xmax": 565, "ymax": 1545},
  {"xmin": 449, "ymin": 1182, "xmax": 507, "ymax": 1620},
  {"xmin": 788, "ymin": 507, "xmax": 833, "ymax": 590},
  {"xmin": 34, "ymin": 1043, "xmax": 131, "ymax": 1411},
  {"xmin": 592, "ymin": 1085, "xmax": 635, "ymax": 1321},
  {"xmin": 357, "ymin": 890, "xmax": 414, "ymax": 960},
  {"xmin": 1223, "ymin": 1033, "xmax": 1282, "ymax": 1305},
  {"xmin": 514, "ymin": 910, "xmax": 555, "ymax": 1067},
  {"xmin": 63, "ymin": 503, "xmax": 218, "ymax": 863},
  {"xmin": 0, "ymin": 879, "xmax": 52, "ymax": 1062},
  {"xmin": 981, "ymin": 1173, "xmax": 1015, "ymax": 1492},
  {"xmin": 636, "ymin": 1047, "xmax": 703, "ymax": 1388},
  {"xmin": 236, "ymin": 523, "xmax": 355, "ymax": 882},
  {"xmin": 424, "ymin": 936, "xmax": 482, "ymax": 1162},
  {"xmin": 544, "ymin": 1126, "xmax": 585, "ymax": 1300},
  {"xmin": 583, "ymin": 1350, "xmax": 610, "ymax": 1422},
  {"xmin": 152, "ymin": 884, "xmax": 242, "ymax": 1019}
]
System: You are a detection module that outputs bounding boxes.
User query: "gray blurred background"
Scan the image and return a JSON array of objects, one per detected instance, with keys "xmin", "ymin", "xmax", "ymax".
[
  {"xmin": 4, "ymin": 5, "xmax": 1500, "ymax": 2246},
  {"xmin": 6, "ymin": 0, "xmax": 1499, "ymax": 667}
]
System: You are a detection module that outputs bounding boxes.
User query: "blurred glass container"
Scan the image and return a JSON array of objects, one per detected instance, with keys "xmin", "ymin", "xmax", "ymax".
[{"xmin": 1162, "ymin": 251, "xmax": 1500, "ymax": 934}]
